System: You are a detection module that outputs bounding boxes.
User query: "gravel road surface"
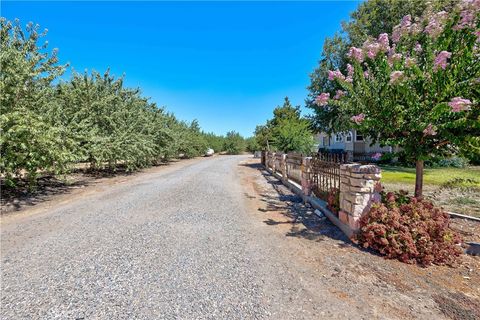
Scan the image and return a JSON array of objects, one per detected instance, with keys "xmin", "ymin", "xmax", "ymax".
[
  {"xmin": 5, "ymin": 155, "xmax": 477, "ymax": 319},
  {"xmin": 1, "ymin": 156, "xmax": 345, "ymax": 319}
]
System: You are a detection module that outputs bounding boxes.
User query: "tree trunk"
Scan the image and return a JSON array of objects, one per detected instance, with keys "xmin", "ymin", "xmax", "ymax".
[{"xmin": 415, "ymin": 159, "xmax": 424, "ymax": 198}]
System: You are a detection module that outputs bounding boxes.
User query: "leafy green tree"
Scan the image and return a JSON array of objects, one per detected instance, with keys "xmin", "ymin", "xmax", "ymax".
[
  {"xmin": 55, "ymin": 70, "xmax": 159, "ymax": 171},
  {"xmin": 316, "ymin": 2, "xmax": 479, "ymax": 197},
  {"xmin": 254, "ymin": 124, "xmax": 272, "ymax": 150},
  {"xmin": 223, "ymin": 131, "xmax": 246, "ymax": 155},
  {"xmin": 273, "ymin": 119, "xmax": 314, "ymax": 154},
  {"xmin": 255, "ymin": 97, "xmax": 314, "ymax": 153},
  {"xmin": 0, "ymin": 18, "xmax": 75, "ymax": 186},
  {"xmin": 245, "ymin": 136, "xmax": 260, "ymax": 153},
  {"xmin": 203, "ymin": 132, "xmax": 225, "ymax": 153}
]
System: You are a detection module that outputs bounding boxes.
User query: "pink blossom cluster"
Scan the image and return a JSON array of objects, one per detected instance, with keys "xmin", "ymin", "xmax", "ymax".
[
  {"xmin": 363, "ymin": 40, "xmax": 381, "ymax": 59},
  {"xmin": 378, "ymin": 33, "xmax": 390, "ymax": 51},
  {"xmin": 333, "ymin": 90, "xmax": 345, "ymax": 100},
  {"xmin": 389, "ymin": 71, "xmax": 404, "ymax": 84},
  {"xmin": 371, "ymin": 152, "xmax": 382, "ymax": 161},
  {"xmin": 475, "ymin": 30, "xmax": 480, "ymax": 42},
  {"xmin": 358, "ymin": 34, "xmax": 390, "ymax": 62},
  {"xmin": 433, "ymin": 51, "xmax": 452, "ymax": 71},
  {"xmin": 423, "ymin": 124, "xmax": 437, "ymax": 136},
  {"xmin": 387, "ymin": 46, "xmax": 402, "ymax": 66},
  {"xmin": 448, "ymin": 97, "xmax": 472, "ymax": 112},
  {"xmin": 391, "ymin": 26, "xmax": 403, "ymax": 43},
  {"xmin": 351, "ymin": 113, "xmax": 365, "ymax": 124},
  {"xmin": 315, "ymin": 93, "xmax": 330, "ymax": 106},
  {"xmin": 405, "ymin": 57, "xmax": 416, "ymax": 68},
  {"xmin": 363, "ymin": 70, "xmax": 370, "ymax": 78},
  {"xmin": 455, "ymin": 0, "xmax": 480, "ymax": 29},
  {"xmin": 414, "ymin": 43, "xmax": 422, "ymax": 53},
  {"xmin": 346, "ymin": 63, "xmax": 354, "ymax": 82},
  {"xmin": 391, "ymin": 15, "xmax": 421, "ymax": 43},
  {"xmin": 328, "ymin": 69, "xmax": 345, "ymax": 81},
  {"xmin": 347, "ymin": 47, "xmax": 364, "ymax": 63},
  {"xmin": 401, "ymin": 14, "xmax": 412, "ymax": 28},
  {"xmin": 424, "ymin": 11, "xmax": 448, "ymax": 39}
]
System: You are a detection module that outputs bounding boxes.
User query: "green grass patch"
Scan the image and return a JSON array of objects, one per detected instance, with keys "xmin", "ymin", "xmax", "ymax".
[{"xmin": 379, "ymin": 165, "xmax": 480, "ymax": 188}]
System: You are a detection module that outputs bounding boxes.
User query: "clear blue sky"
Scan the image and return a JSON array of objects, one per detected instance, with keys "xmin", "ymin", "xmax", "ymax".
[{"xmin": 2, "ymin": 1, "xmax": 360, "ymax": 137}]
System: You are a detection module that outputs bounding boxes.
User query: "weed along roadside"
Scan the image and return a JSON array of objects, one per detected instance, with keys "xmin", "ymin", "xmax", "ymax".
[{"xmin": 262, "ymin": 151, "xmax": 479, "ymax": 265}]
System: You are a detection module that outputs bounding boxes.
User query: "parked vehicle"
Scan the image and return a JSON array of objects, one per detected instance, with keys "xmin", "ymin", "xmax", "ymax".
[{"xmin": 205, "ymin": 148, "xmax": 214, "ymax": 157}]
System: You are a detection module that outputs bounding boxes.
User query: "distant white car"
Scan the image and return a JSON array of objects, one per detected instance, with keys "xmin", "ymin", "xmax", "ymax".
[{"xmin": 205, "ymin": 148, "xmax": 214, "ymax": 157}]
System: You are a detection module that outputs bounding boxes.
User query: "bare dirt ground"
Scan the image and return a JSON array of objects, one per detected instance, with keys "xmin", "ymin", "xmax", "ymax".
[{"xmin": 238, "ymin": 158, "xmax": 480, "ymax": 320}]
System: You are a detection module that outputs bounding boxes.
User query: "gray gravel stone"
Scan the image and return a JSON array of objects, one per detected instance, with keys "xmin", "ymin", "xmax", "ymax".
[{"xmin": 0, "ymin": 157, "xmax": 287, "ymax": 319}]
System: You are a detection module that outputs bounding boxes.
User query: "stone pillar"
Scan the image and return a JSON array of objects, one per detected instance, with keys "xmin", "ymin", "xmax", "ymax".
[
  {"xmin": 301, "ymin": 156, "xmax": 312, "ymax": 196},
  {"xmin": 339, "ymin": 164, "xmax": 381, "ymax": 232}
]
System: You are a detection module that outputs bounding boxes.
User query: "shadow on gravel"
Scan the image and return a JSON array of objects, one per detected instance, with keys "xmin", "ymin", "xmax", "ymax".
[
  {"xmin": 1, "ymin": 176, "xmax": 91, "ymax": 214},
  {"xmin": 239, "ymin": 162, "xmax": 349, "ymax": 244},
  {"xmin": 1, "ymin": 161, "xmax": 175, "ymax": 214}
]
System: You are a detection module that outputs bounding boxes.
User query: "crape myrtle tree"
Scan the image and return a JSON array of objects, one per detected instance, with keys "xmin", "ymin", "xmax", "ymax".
[
  {"xmin": 307, "ymin": 0, "xmax": 457, "ymax": 136},
  {"xmin": 314, "ymin": 0, "xmax": 480, "ymax": 197},
  {"xmin": 0, "ymin": 18, "xmax": 75, "ymax": 186}
]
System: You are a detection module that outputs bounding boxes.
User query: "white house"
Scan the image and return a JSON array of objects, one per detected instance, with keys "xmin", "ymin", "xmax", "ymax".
[{"xmin": 315, "ymin": 130, "xmax": 396, "ymax": 160}]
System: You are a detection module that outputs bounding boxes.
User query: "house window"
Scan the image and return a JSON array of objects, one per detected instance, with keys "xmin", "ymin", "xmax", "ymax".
[
  {"xmin": 356, "ymin": 131, "xmax": 364, "ymax": 141},
  {"xmin": 335, "ymin": 133, "xmax": 343, "ymax": 142},
  {"xmin": 323, "ymin": 136, "xmax": 330, "ymax": 146},
  {"xmin": 346, "ymin": 132, "xmax": 353, "ymax": 142}
]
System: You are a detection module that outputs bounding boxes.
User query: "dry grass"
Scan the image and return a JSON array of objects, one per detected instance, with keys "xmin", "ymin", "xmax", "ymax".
[{"xmin": 380, "ymin": 166, "xmax": 480, "ymax": 217}]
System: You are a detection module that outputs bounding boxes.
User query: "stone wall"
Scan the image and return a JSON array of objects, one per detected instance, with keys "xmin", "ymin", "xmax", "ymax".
[
  {"xmin": 339, "ymin": 164, "xmax": 381, "ymax": 231},
  {"xmin": 263, "ymin": 152, "xmax": 382, "ymax": 236}
]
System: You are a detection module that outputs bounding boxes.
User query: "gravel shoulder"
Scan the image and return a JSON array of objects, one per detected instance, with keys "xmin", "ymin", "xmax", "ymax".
[
  {"xmin": 1, "ymin": 155, "xmax": 479, "ymax": 319},
  {"xmin": 238, "ymin": 158, "xmax": 480, "ymax": 320}
]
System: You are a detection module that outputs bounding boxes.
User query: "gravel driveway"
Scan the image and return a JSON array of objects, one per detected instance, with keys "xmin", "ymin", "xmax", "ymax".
[
  {"xmin": 3, "ymin": 155, "xmax": 478, "ymax": 319},
  {"xmin": 0, "ymin": 156, "xmax": 342, "ymax": 319}
]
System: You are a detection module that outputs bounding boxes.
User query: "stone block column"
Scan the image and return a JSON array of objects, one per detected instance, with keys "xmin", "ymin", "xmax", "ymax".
[
  {"xmin": 339, "ymin": 164, "xmax": 381, "ymax": 232},
  {"xmin": 301, "ymin": 156, "xmax": 312, "ymax": 196}
]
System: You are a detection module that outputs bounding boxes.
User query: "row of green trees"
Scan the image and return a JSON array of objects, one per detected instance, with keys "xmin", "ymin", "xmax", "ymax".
[
  {"xmin": 0, "ymin": 18, "xmax": 246, "ymax": 187},
  {"xmin": 306, "ymin": 0, "xmax": 479, "ymax": 196}
]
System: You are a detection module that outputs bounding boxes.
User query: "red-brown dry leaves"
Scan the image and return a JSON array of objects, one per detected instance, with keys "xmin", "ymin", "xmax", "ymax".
[
  {"xmin": 327, "ymin": 187, "xmax": 340, "ymax": 214},
  {"xmin": 357, "ymin": 192, "xmax": 463, "ymax": 267}
]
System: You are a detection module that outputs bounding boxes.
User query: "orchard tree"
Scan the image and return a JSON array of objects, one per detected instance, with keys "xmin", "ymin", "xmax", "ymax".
[
  {"xmin": 315, "ymin": 1, "xmax": 480, "ymax": 197},
  {"xmin": 0, "ymin": 18, "xmax": 75, "ymax": 186}
]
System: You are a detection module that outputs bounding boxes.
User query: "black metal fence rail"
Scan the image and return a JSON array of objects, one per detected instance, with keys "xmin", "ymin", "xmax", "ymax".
[
  {"xmin": 286, "ymin": 152, "xmax": 303, "ymax": 185},
  {"xmin": 310, "ymin": 152, "xmax": 346, "ymax": 200}
]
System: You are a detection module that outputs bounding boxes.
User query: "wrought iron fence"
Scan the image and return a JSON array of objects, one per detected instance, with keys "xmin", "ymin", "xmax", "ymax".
[
  {"xmin": 274, "ymin": 153, "xmax": 283, "ymax": 174},
  {"xmin": 266, "ymin": 152, "xmax": 274, "ymax": 170},
  {"xmin": 310, "ymin": 152, "xmax": 346, "ymax": 201},
  {"xmin": 285, "ymin": 152, "xmax": 303, "ymax": 185}
]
